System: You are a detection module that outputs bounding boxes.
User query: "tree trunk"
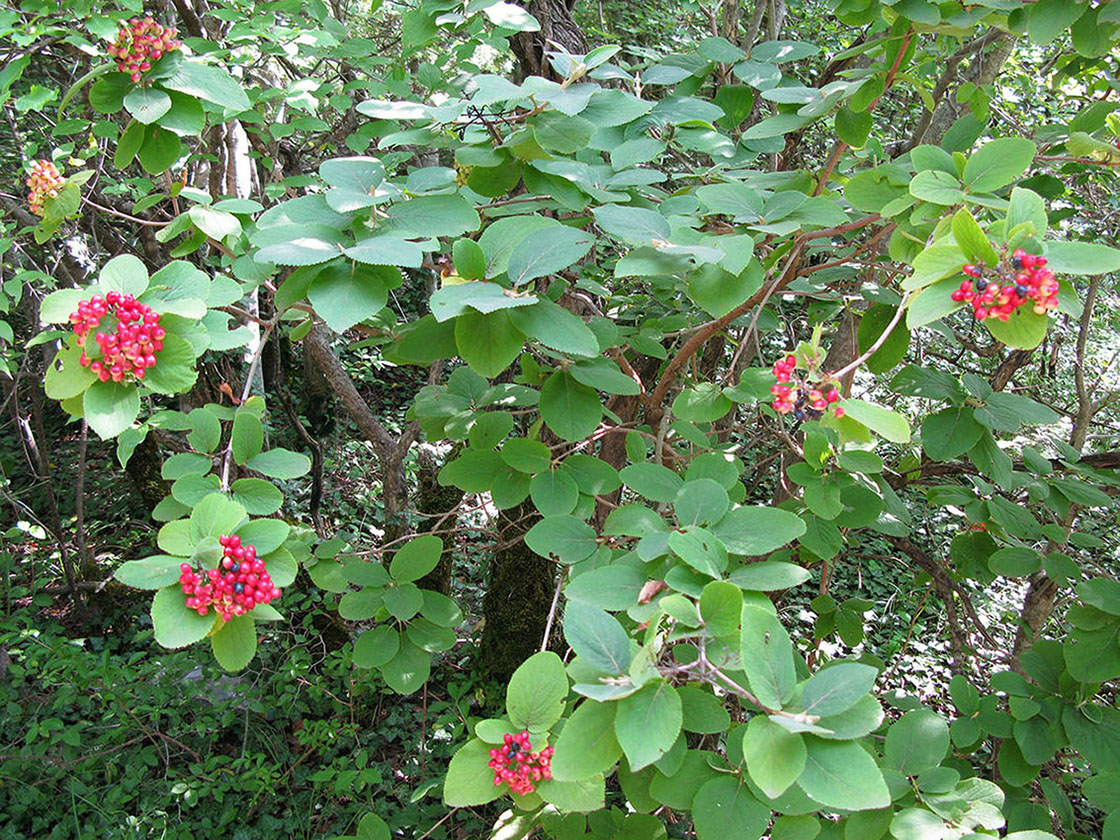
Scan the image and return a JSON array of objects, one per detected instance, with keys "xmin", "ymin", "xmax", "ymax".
[
  {"xmin": 414, "ymin": 446, "xmax": 465, "ymax": 596},
  {"xmin": 479, "ymin": 502, "xmax": 558, "ymax": 680},
  {"xmin": 510, "ymin": 0, "xmax": 589, "ymax": 80},
  {"xmin": 125, "ymin": 433, "xmax": 171, "ymax": 512}
]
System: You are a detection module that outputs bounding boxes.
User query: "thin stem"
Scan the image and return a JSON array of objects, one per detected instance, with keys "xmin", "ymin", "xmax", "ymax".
[
  {"xmin": 80, "ymin": 196, "xmax": 168, "ymax": 226},
  {"xmin": 219, "ymin": 324, "xmax": 274, "ymax": 491},
  {"xmin": 829, "ymin": 291, "xmax": 911, "ymax": 381},
  {"xmin": 540, "ymin": 573, "xmax": 564, "ymax": 653}
]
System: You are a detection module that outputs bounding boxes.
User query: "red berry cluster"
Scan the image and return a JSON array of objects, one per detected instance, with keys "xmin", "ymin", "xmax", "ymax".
[
  {"xmin": 950, "ymin": 249, "xmax": 1059, "ymax": 321},
  {"xmin": 488, "ymin": 731, "xmax": 554, "ymax": 795},
  {"xmin": 26, "ymin": 160, "xmax": 64, "ymax": 217},
  {"xmin": 69, "ymin": 292, "xmax": 166, "ymax": 383},
  {"xmin": 108, "ymin": 18, "xmax": 181, "ymax": 83},
  {"xmin": 771, "ymin": 356, "xmax": 844, "ymax": 421},
  {"xmin": 178, "ymin": 535, "xmax": 282, "ymax": 621}
]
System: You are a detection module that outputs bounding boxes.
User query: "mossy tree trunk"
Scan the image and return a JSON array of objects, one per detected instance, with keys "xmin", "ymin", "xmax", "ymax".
[
  {"xmin": 479, "ymin": 502, "xmax": 557, "ymax": 681},
  {"xmin": 126, "ymin": 433, "xmax": 170, "ymax": 513},
  {"xmin": 414, "ymin": 446, "xmax": 464, "ymax": 596}
]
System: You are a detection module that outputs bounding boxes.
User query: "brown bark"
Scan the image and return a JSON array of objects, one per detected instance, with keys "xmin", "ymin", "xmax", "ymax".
[
  {"xmin": 509, "ymin": 0, "xmax": 589, "ymax": 81},
  {"xmin": 478, "ymin": 502, "xmax": 558, "ymax": 680}
]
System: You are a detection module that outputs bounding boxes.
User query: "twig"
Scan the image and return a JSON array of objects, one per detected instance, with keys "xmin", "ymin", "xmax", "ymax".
[
  {"xmin": 540, "ymin": 573, "xmax": 564, "ymax": 653},
  {"xmin": 829, "ymin": 291, "xmax": 911, "ymax": 381},
  {"xmin": 219, "ymin": 323, "xmax": 274, "ymax": 491}
]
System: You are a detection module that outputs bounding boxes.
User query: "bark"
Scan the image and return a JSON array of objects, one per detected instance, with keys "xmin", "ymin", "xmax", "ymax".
[
  {"xmin": 304, "ymin": 326, "xmax": 409, "ymax": 532},
  {"xmin": 510, "ymin": 0, "xmax": 589, "ymax": 81},
  {"xmin": 125, "ymin": 432, "xmax": 171, "ymax": 512},
  {"xmin": 989, "ymin": 349, "xmax": 1032, "ymax": 392},
  {"xmin": 909, "ymin": 32, "xmax": 1016, "ymax": 148},
  {"xmin": 479, "ymin": 502, "xmax": 558, "ymax": 680},
  {"xmin": 413, "ymin": 446, "xmax": 465, "ymax": 596}
]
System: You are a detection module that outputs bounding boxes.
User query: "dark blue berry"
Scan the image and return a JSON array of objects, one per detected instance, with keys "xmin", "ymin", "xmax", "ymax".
[
  {"xmin": 231, "ymin": 562, "xmax": 241, "ymax": 573},
  {"xmin": 1015, "ymin": 284, "xmax": 1028, "ymax": 297},
  {"xmin": 794, "ymin": 410, "xmax": 805, "ymax": 421},
  {"xmin": 1012, "ymin": 257, "xmax": 1023, "ymax": 270},
  {"xmin": 976, "ymin": 279, "xmax": 988, "ymax": 291},
  {"xmin": 234, "ymin": 582, "xmax": 244, "ymax": 593}
]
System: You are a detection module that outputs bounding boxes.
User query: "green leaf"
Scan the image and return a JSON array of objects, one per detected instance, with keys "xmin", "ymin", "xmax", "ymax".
[
  {"xmin": 386, "ymin": 194, "xmax": 480, "ymax": 238},
  {"xmin": 712, "ymin": 506, "xmax": 807, "ymax": 556},
  {"xmin": 506, "ymin": 651, "xmax": 569, "ymax": 731},
  {"xmin": 189, "ymin": 494, "xmax": 248, "ymax": 544},
  {"xmin": 551, "ymin": 700, "xmax": 621, "ymax": 781},
  {"xmin": 909, "ymin": 170, "xmax": 964, "ymax": 205},
  {"xmin": 137, "ymin": 124, "xmax": 183, "ymax": 174},
  {"xmin": 309, "ymin": 261, "xmax": 393, "ymax": 332},
  {"xmin": 235, "ymin": 519, "xmax": 290, "ymax": 556},
  {"xmin": 114, "ymin": 555, "xmax": 186, "ymax": 590},
  {"xmin": 884, "ymin": 709, "xmax": 949, "ymax": 776},
  {"xmin": 525, "ymin": 515, "xmax": 598, "ymax": 564},
  {"xmin": 906, "ymin": 277, "xmax": 967, "ymax": 329},
  {"xmin": 247, "ymin": 448, "xmax": 312, "ymax": 479},
  {"xmin": 962, "ymin": 137, "xmax": 1037, "ymax": 193},
  {"xmin": 506, "ymin": 226, "xmax": 595, "ymax": 286},
  {"xmin": 453, "ymin": 238, "xmax": 486, "ymax": 280},
  {"xmin": 983, "ymin": 304, "xmax": 1050, "ymax": 350},
  {"xmin": 1006, "ymin": 187, "xmax": 1047, "ymax": 240},
  {"xmin": 692, "ymin": 777, "xmax": 770, "ymax": 840},
  {"xmin": 700, "ymin": 580, "xmax": 743, "ymax": 636},
  {"xmin": 98, "ymin": 253, "xmax": 150, "ymax": 297},
  {"xmin": 593, "ymin": 204, "xmax": 670, "ymax": 245},
  {"xmin": 353, "ymin": 626, "xmax": 400, "ymax": 668},
  {"xmin": 142, "ymin": 334, "xmax": 199, "ymax": 395},
  {"xmin": 726, "ymin": 561, "xmax": 811, "ymax": 591},
  {"xmin": 679, "ymin": 687, "xmax": 732, "ymax": 734},
  {"xmin": 668, "ymin": 527, "xmax": 728, "ymax": 578},
  {"xmin": 673, "ymin": 383, "xmax": 733, "ymax": 423},
  {"xmin": 83, "ymin": 380, "xmax": 140, "ymax": 440},
  {"xmin": 540, "ymin": 372, "xmax": 601, "ymax": 441},
  {"xmin": 1028, "ymin": 0, "xmax": 1089, "ymax": 45},
  {"xmin": 740, "ymin": 605, "xmax": 796, "ymax": 708},
  {"xmin": 856, "ymin": 304, "xmax": 910, "ymax": 374},
  {"xmin": 124, "ymin": 86, "xmax": 171, "ymax": 124},
  {"xmin": 210, "ymin": 614, "xmax": 257, "ymax": 671},
  {"xmin": 563, "ymin": 602, "xmax": 631, "ymax": 673},
  {"xmin": 443, "ymin": 739, "xmax": 503, "ymax": 807},
  {"xmin": 799, "ymin": 737, "xmax": 890, "ymax": 810},
  {"xmin": 835, "ymin": 107, "xmax": 872, "ymax": 148},
  {"xmin": 922, "ymin": 407, "xmax": 983, "ymax": 461},
  {"xmin": 615, "ymin": 683, "xmax": 683, "ymax": 771},
  {"xmin": 44, "ymin": 344, "xmax": 97, "ymax": 400},
  {"xmin": 255, "ymin": 225, "xmax": 344, "ymax": 266},
  {"xmin": 621, "ymin": 462, "xmax": 683, "ymax": 503},
  {"xmin": 151, "ymin": 585, "xmax": 217, "ymax": 649},
  {"xmin": 840, "ymin": 399, "xmax": 911, "ymax": 443},
  {"xmin": 536, "ymin": 776, "xmax": 605, "ymax": 813},
  {"xmin": 429, "ymin": 281, "xmax": 537, "ymax": 322},
  {"xmin": 380, "ymin": 638, "xmax": 430, "ymax": 694},
  {"xmin": 951, "ymin": 207, "xmax": 999, "ymax": 266},
  {"xmin": 389, "ymin": 535, "xmax": 444, "ymax": 583},
  {"xmin": 1043, "ymin": 240, "xmax": 1120, "ymax": 276},
  {"xmin": 382, "ymin": 582, "xmax": 424, "ymax": 621},
  {"xmin": 800, "ymin": 663, "xmax": 878, "ymax": 717},
  {"xmin": 565, "ymin": 565, "xmax": 645, "ymax": 610},
  {"xmin": 569, "ymin": 358, "xmax": 641, "ymax": 396},
  {"xmin": 902, "ymin": 244, "xmax": 966, "ymax": 292},
  {"xmin": 743, "ymin": 715, "xmax": 806, "ymax": 798},
  {"xmin": 508, "ymin": 298, "xmax": 598, "ymax": 358},
  {"xmin": 530, "ymin": 470, "xmax": 579, "ymax": 516},
  {"xmin": 343, "ymin": 237, "xmax": 424, "ymax": 268},
  {"xmin": 455, "ymin": 309, "xmax": 525, "ymax": 378},
  {"xmin": 988, "ymin": 547, "xmax": 1042, "ymax": 577},
  {"xmin": 160, "ymin": 62, "xmax": 250, "ymax": 111},
  {"xmin": 231, "ymin": 412, "xmax": 264, "ymax": 466}
]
